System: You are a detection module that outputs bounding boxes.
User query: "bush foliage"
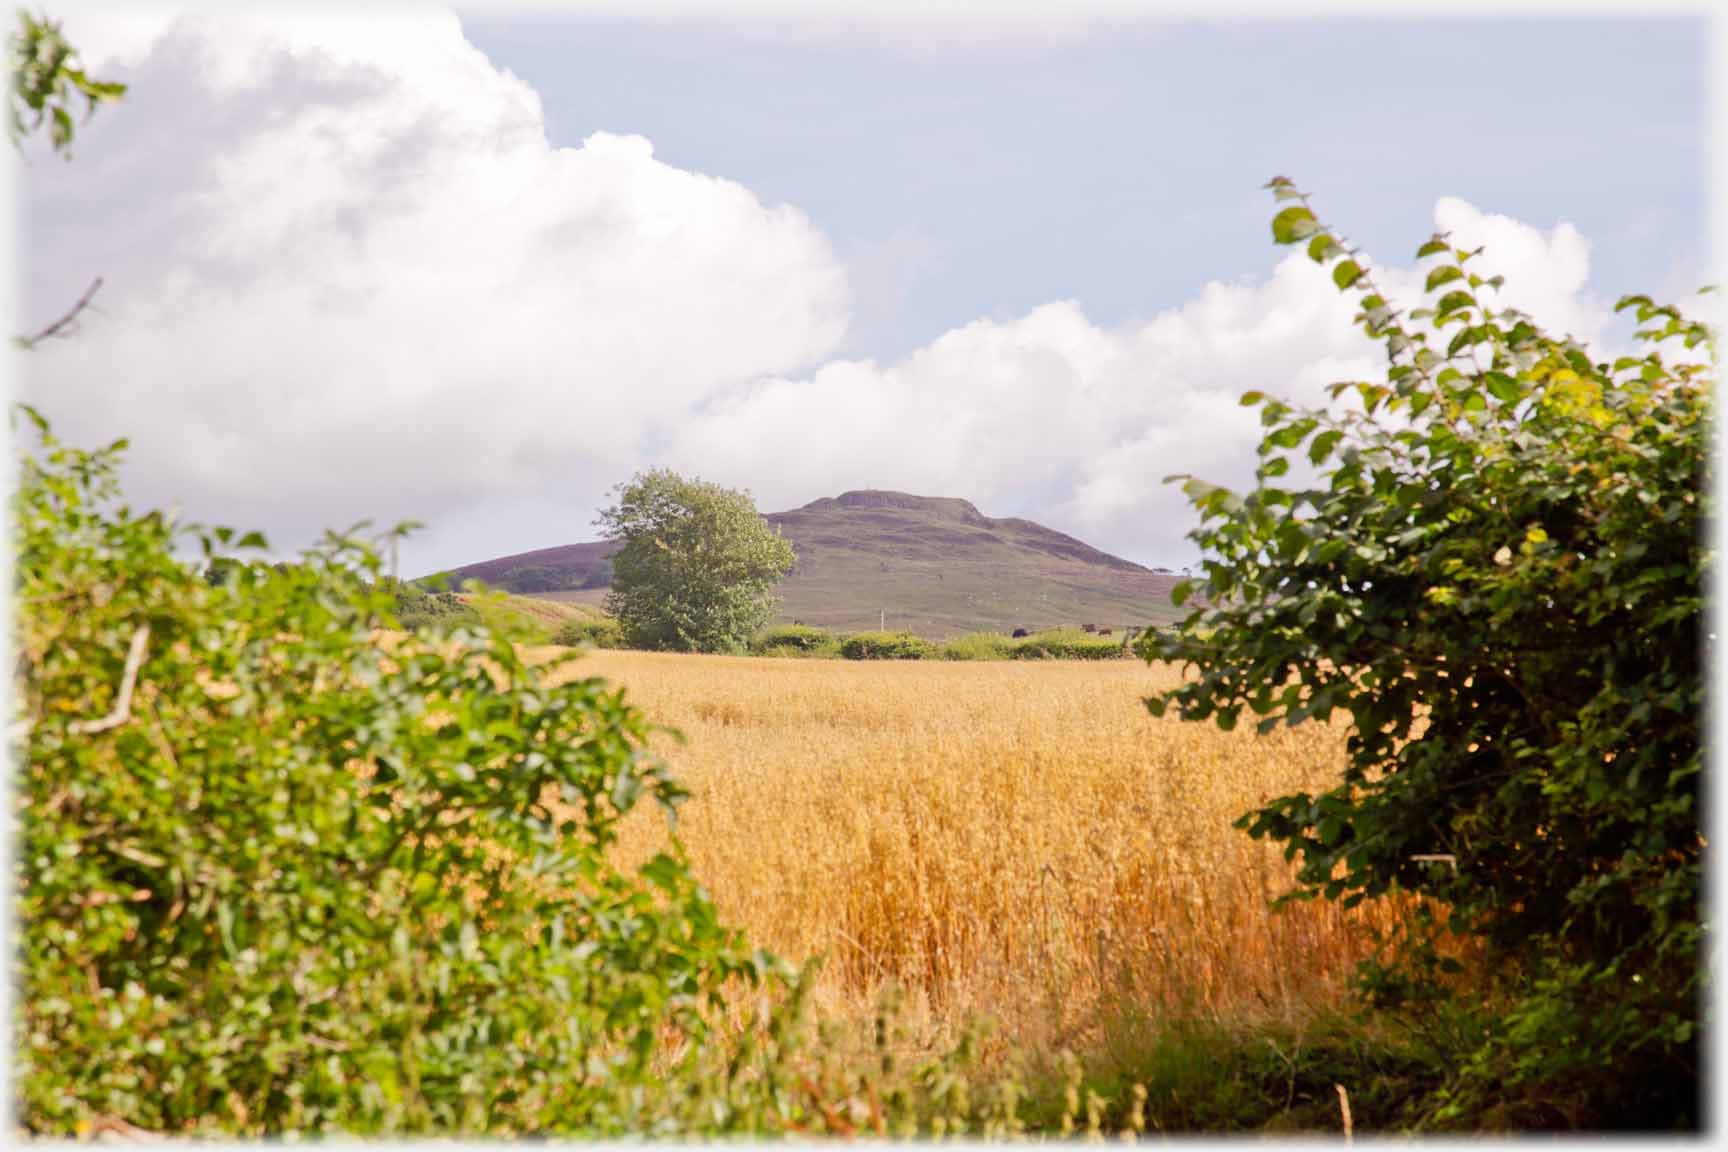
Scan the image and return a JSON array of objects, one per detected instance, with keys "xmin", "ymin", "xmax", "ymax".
[
  {"xmin": 386, "ymin": 579, "xmax": 481, "ymax": 632},
  {"xmin": 1009, "ymin": 629, "xmax": 1124, "ymax": 661},
  {"xmin": 15, "ymin": 415, "xmax": 818, "ymax": 1137},
  {"xmin": 552, "ymin": 614, "xmax": 625, "ymax": 650},
  {"xmin": 936, "ymin": 632, "xmax": 1017, "ymax": 661},
  {"xmin": 750, "ymin": 624, "xmax": 842, "ymax": 658},
  {"xmin": 838, "ymin": 631, "xmax": 935, "ymax": 660},
  {"xmin": 1142, "ymin": 178, "xmax": 1710, "ymax": 1128}
]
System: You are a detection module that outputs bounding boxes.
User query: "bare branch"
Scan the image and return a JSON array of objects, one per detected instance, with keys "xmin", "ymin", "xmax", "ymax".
[
  {"xmin": 68, "ymin": 624, "xmax": 150, "ymax": 735},
  {"xmin": 17, "ymin": 275, "xmax": 104, "ymax": 349}
]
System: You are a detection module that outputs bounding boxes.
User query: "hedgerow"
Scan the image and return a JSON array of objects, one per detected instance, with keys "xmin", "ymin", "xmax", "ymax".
[
  {"xmin": 936, "ymin": 632, "xmax": 1017, "ymax": 661},
  {"xmin": 750, "ymin": 623, "xmax": 842, "ymax": 658},
  {"xmin": 1010, "ymin": 629, "xmax": 1124, "ymax": 661},
  {"xmin": 838, "ymin": 631, "xmax": 935, "ymax": 660}
]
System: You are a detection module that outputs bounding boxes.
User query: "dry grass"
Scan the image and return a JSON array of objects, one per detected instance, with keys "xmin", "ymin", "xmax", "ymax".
[{"xmin": 542, "ymin": 649, "xmax": 1406, "ymax": 1063}]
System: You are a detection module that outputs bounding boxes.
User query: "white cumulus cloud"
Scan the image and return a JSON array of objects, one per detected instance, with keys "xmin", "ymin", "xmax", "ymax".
[
  {"xmin": 672, "ymin": 200, "xmax": 1610, "ymax": 565},
  {"xmin": 20, "ymin": 6, "xmax": 847, "ymax": 547}
]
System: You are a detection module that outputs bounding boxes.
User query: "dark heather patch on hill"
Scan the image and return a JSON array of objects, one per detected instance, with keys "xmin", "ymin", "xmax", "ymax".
[
  {"xmin": 434, "ymin": 490, "xmax": 1183, "ymax": 639},
  {"xmin": 442, "ymin": 539, "xmax": 616, "ymax": 593}
]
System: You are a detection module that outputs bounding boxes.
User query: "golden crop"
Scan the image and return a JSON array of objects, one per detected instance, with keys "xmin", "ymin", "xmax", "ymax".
[{"xmin": 549, "ymin": 650, "xmax": 1406, "ymax": 1061}]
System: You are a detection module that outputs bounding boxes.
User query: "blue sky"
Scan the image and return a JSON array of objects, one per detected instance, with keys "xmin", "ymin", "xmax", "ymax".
[
  {"xmin": 23, "ymin": 9, "xmax": 1709, "ymax": 572},
  {"xmin": 464, "ymin": 15, "xmax": 1704, "ymax": 360}
]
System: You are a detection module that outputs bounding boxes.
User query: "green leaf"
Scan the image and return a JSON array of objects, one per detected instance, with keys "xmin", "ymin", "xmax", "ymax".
[
  {"xmin": 1332, "ymin": 260, "xmax": 1364, "ymax": 290},
  {"xmin": 1308, "ymin": 429, "xmax": 1344, "ymax": 465},
  {"xmin": 1267, "ymin": 419, "xmax": 1318, "ymax": 450},
  {"xmin": 1307, "ymin": 234, "xmax": 1340, "ymax": 263},
  {"xmin": 1483, "ymin": 371, "xmax": 1523, "ymax": 404},
  {"xmin": 1182, "ymin": 477, "xmax": 1223, "ymax": 504},
  {"xmin": 1271, "ymin": 206, "xmax": 1320, "ymax": 245},
  {"xmin": 1435, "ymin": 290, "xmax": 1474, "ymax": 318},
  {"xmin": 1425, "ymin": 265, "xmax": 1463, "ymax": 292}
]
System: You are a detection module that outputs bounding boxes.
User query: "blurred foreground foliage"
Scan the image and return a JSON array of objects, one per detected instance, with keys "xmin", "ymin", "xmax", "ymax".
[
  {"xmin": 1145, "ymin": 179, "xmax": 1711, "ymax": 1129},
  {"xmin": 13, "ymin": 412, "xmax": 806, "ymax": 1136}
]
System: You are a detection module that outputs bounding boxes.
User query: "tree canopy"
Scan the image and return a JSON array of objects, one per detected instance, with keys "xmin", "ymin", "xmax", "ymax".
[{"xmin": 598, "ymin": 469, "xmax": 795, "ymax": 653}]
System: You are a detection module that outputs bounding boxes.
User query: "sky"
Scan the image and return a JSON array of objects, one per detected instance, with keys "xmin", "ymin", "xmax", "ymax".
[{"xmin": 15, "ymin": 5, "xmax": 1709, "ymax": 575}]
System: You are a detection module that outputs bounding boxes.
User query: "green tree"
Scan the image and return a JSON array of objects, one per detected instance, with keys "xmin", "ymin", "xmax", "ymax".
[
  {"xmin": 1141, "ymin": 178, "xmax": 1709, "ymax": 1128},
  {"xmin": 597, "ymin": 469, "xmax": 795, "ymax": 653}
]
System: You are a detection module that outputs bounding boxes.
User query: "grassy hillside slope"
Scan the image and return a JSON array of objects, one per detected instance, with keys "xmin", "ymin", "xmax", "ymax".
[
  {"xmin": 454, "ymin": 590, "xmax": 607, "ymax": 644},
  {"xmin": 436, "ymin": 490, "xmax": 1184, "ymax": 639}
]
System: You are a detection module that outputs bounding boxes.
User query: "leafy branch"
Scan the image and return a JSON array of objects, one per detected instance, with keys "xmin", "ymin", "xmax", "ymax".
[{"xmin": 8, "ymin": 9, "xmax": 125, "ymax": 157}]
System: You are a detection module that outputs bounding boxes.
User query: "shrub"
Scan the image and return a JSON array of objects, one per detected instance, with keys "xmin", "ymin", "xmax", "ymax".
[
  {"xmin": 15, "ymin": 415, "xmax": 812, "ymax": 1137},
  {"xmin": 936, "ymin": 632, "xmax": 1016, "ymax": 661},
  {"xmin": 839, "ymin": 631, "xmax": 934, "ymax": 660},
  {"xmin": 553, "ymin": 614, "xmax": 626, "ymax": 649},
  {"xmin": 1144, "ymin": 179, "xmax": 1709, "ymax": 1128},
  {"xmin": 386, "ymin": 579, "xmax": 482, "ymax": 632},
  {"xmin": 750, "ymin": 624, "xmax": 840, "ymax": 658},
  {"xmin": 1011, "ymin": 629, "xmax": 1124, "ymax": 661}
]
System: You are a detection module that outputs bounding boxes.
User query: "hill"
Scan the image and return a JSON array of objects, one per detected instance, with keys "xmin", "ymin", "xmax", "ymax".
[{"xmin": 432, "ymin": 490, "xmax": 1184, "ymax": 639}]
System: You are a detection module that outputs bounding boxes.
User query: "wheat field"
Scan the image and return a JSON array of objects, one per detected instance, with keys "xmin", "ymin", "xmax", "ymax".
[{"xmin": 547, "ymin": 650, "xmax": 1405, "ymax": 1061}]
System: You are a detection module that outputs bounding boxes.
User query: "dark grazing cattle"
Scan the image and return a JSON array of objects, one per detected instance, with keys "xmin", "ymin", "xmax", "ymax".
[{"xmin": 1011, "ymin": 628, "xmax": 1030, "ymax": 639}]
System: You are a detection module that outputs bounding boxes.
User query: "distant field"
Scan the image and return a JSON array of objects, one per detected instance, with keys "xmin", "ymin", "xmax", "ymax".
[{"xmin": 544, "ymin": 650, "xmax": 1408, "ymax": 1065}]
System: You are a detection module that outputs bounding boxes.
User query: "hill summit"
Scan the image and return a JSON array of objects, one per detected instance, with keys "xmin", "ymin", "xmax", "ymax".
[{"xmin": 438, "ymin": 490, "xmax": 1182, "ymax": 639}]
